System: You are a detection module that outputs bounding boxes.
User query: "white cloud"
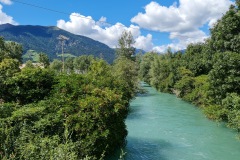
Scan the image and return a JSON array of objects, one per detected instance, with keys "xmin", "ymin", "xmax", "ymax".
[
  {"xmin": 57, "ymin": 0, "xmax": 233, "ymax": 53},
  {"xmin": 134, "ymin": 34, "xmax": 153, "ymax": 51},
  {"xmin": 131, "ymin": 0, "xmax": 233, "ymax": 51},
  {"xmin": 0, "ymin": 4, "xmax": 17, "ymax": 24},
  {"xmin": 131, "ymin": 0, "xmax": 233, "ymax": 32},
  {"xmin": 57, "ymin": 13, "xmax": 152, "ymax": 49},
  {"xmin": 153, "ymin": 30, "xmax": 209, "ymax": 53},
  {"xmin": 0, "ymin": 0, "xmax": 12, "ymax": 5}
]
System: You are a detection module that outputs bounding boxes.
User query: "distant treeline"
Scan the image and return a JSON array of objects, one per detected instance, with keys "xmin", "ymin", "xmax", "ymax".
[{"xmin": 138, "ymin": 1, "xmax": 240, "ymax": 132}]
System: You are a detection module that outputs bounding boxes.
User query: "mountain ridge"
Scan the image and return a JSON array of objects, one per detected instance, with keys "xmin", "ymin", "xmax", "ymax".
[{"xmin": 0, "ymin": 23, "xmax": 115, "ymax": 63}]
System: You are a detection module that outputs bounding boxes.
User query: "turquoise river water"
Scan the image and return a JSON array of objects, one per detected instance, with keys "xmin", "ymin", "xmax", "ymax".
[{"xmin": 108, "ymin": 83, "xmax": 240, "ymax": 160}]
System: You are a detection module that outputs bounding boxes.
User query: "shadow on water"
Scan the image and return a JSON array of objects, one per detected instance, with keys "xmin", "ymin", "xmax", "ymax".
[
  {"xmin": 106, "ymin": 137, "xmax": 172, "ymax": 160},
  {"xmin": 127, "ymin": 106, "xmax": 143, "ymax": 121}
]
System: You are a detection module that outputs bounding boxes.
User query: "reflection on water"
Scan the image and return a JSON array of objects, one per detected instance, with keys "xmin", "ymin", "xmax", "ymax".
[{"xmin": 108, "ymin": 83, "xmax": 240, "ymax": 160}]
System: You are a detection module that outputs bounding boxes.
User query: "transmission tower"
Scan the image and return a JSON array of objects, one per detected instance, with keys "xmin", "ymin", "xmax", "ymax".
[{"xmin": 57, "ymin": 35, "xmax": 69, "ymax": 72}]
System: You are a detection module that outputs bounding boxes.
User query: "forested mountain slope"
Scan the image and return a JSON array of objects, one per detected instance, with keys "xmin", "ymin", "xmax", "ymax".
[{"xmin": 0, "ymin": 23, "xmax": 115, "ymax": 63}]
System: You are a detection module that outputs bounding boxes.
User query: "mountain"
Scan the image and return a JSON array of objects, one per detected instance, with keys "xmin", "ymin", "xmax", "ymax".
[{"xmin": 0, "ymin": 23, "xmax": 115, "ymax": 63}]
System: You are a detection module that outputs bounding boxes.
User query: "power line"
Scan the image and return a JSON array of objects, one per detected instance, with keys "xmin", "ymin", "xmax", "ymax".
[
  {"xmin": 11, "ymin": 0, "xmax": 138, "ymax": 29},
  {"xmin": 11, "ymin": 0, "xmax": 99, "ymax": 21},
  {"xmin": 10, "ymin": 0, "xmax": 207, "ymax": 39}
]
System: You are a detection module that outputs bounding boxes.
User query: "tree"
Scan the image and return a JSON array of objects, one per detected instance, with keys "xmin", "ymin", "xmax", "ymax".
[
  {"xmin": 210, "ymin": 2, "xmax": 240, "ymax": 53},
  {"xmin": 0, "ymin": 58, "xmax": 21, "ymax": 102},
  {"xmin": 174, "ymin": 67, "xmax": 194, "ymax": 98},
  {"xmin": 39, "ymin": 53, "xmax": 50, "ymax": 68},
  {"xmin": 0, "ymin": 58, "xmax": 20, "ymax": 77},
  {"xmin": 0, "ymin": 37, "xmax": 23, "ymax": 63},
  {"xmin": 139, "ymin": 52, "xmax": 155, "ymax": 83},
  {"xmin": 208, "ymin": 52, "xmax": 240, "ymax": 104},
  {"xmin": 65, "ymin": 57, "xmax": 74, "ymax": 73},
  {"xmin": 113, "ymin": 57, "xmax": 138, "ymax": 100},
  {"xmin": 116, "ymin": 31, "xmax": 135, "ymax": 60},
  {"xmin": 25, "ymin": 60, "xmax": 35, "ymax": 68},
  {"xmin": 183, "ymin": 43, "xmax": 209, "ymax": 76},
  {"xmin": 50, "ymin": 59, "xmax": 62, "ymax": 72},
  {"xmin": 3, "ymin": 68, "xmax": 56, "ymax": 104},
  {"xmin": 73, "ymin": 55, "xmax": 94, "ymax": 74},
  {"xmin": 149, "ymin": 55, "xmax": 161, "ymax": 90},
  {"xmin": 113, "ymin": 31, "xmax": 138, "ymax": 99},
  {"xmin": 222, "ymin": 93, "xmax": 240, "ymax": 131}
]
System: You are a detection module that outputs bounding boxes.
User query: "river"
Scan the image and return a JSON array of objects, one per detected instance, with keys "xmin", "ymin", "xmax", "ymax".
[{"xmin": 109, "ymin": 83, "xmax": 240, "ymax": 160}]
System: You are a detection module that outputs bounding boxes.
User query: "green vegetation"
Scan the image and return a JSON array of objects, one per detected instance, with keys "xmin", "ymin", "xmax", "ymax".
[
  {"xmin": 0, "ymin": 30, "xmax": 138, "ymax": 159},
  {"xmin": 22, "ymin": 50, "xmax": 39, "ymax": 62},
  {"xmin": 1, "ymin": 2, "xmax": 239, "ymax": 158},
  {"xmin": 138, "ymin": 1, "xmax": 240, "ymax": 132},
  {"xmin": 0, "ymin": 24, "xmax": 115, "ymax": 63}
]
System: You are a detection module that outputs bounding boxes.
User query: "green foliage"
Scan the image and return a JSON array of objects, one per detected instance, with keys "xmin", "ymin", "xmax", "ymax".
[
  {"xmin": 149, "ymin": 55, "xmax": 161, "ymax": 89},
  {"xmin": 139, "ymin": 52, "xmax": 156, "ymax": 83},
  {"xmin": 113, "ymin": 57, "xmax": 138, "ymax": 100},
  {"xmin": 116, "ymin": 31, "xmax": 135, "ymax": 59},
  {"xmin": 183, "ymin": 43, "xmax": 212, "ymax": 76},
  {"xmin": 113, "ymin": 31, "xmax": 139, "ymax": 99},
  {"xmin": 65, "ymin": 57, "xmax": 74, "ymax": 73},
  {"xmin": 57, "ymin": 53, "xmax": 76, "ymax": 58},
  {"xmin": 2, "ymin": 68, "xmax": 55, "ymax": 104},
  {"xmin": 222, "ymin": 93, "xmax": 240, "ymax": 131},
  {"xmin": 0, "ymin": 58, "xmax": 20, "ymax": 77},
  {"xmin": 0, "ymin": 56, "xmax": 132, "ymax": 159},
  {"xmin": 22, "ymin": 50, "xmax": 39, "ymax": 62},
  {"xmin": 0, "ymin": 37, "xmax": 23, "ymax": 63},
  {"xmin": 24, "ymin": 60, "xmax": 35, "ymax": 68},
  {"xmin": 23, "ymin": 51, "xmax": 50, "ymax": 68},
  {"xmin": 149, "ymin": 53, "xmax": 182, "ymax": 93},
  {"xmin": 39, "ymin": 53, "xmax": 50, "ymax": 68},
  {"xmin": 203, "ymin": 104, "xmax": 225, "ymax": 120},
  {"xmin": 0, "ymin": 32, "xmax": 134, "ymax": 159},
  {"xmin": 50, "ymin": 59, "xmax": 62, "ymax": 72},
  {"xmin": 174, "ymin": 67, "xmax": 194, "ymax": 98},
  {"xmin": 73, "ymin": 55, "xmax": 94, "ymax": 74},
  {"xmin": 208, "ymin": 52, "xmax": 240, "ymax": 104},
  {"xmin": 210, "ymin": 3, "xmax": 240, "ymax": 53},
  {"xmin": 0, "ymin": 24, "xmax": 115, "ymax": 63},
  {"xmin": 138, "ymin": 0, "xmax": 240, "ymax": 134}
]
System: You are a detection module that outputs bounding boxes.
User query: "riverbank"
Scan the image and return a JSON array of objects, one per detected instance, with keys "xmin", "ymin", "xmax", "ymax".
[{"xmin": 109, "ymin": 83, "xmax": 240, "ymax": 160}]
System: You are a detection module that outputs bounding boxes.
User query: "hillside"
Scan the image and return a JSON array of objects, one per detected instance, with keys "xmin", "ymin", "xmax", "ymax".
[{"xmin": 0, "ymin": 23, "xmax": 115, "ymax": 63}]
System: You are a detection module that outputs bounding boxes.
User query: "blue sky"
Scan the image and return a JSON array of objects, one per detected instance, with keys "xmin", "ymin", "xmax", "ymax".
[{"xmin": 0, "ymin": 0, "xmax": 234, "ymax": 52}]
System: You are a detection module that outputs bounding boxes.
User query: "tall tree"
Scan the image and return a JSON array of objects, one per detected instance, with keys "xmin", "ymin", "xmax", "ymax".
[
  {"xmin": 116, "ymin": 31, "xmax": 135, "ymax": 60},
  {"xmin": 210, "ymin": 2, "xmax": 240, "ymax": 53},
  {"xmin": 113, "ymin": 31, "xmax": 138, "ymax": 99},
  {"xmin": 139, "ymin": 52, "xmax": 156, "ymax": 83}
]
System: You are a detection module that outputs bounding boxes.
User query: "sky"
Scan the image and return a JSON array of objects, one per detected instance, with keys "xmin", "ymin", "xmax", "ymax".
[{"xmin": 0, "ymin": 0, "xmax": 235, "ymax": 52}]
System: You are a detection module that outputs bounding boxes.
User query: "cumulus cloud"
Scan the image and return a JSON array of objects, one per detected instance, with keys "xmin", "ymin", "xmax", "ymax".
[
  {"xmin": 57, "ymin": 0, "xmax": 233, "ymax": 53},
  {"xmin": 153, "ymin": 30, "xmax": 209, "ymax": 53},
  {"xmin": 131, "ymin": 0, "xmax": 233, "ymax": 52},
  {"xmin": 134, "ymin": 34, "xmax": 154, "ymax": 51},
  {"xmin": 57, "ymin": 13, "xmax": 153, "ymax": 51},
  {"xmin": 0, "ymin": 0, "xmax": 12, "ymax": 5},
  {"xmin": 131, "ymin": 0, "xmax": 233, "ymax": 32},
  {"xmin": 0, "ymin": 4, "xmax": 17, "ymax": 24}
]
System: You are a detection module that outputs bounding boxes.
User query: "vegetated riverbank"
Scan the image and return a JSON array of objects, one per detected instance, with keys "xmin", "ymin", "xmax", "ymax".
[
  {"xmin": 138, "ymin": 1, "xmax": 240, "ymax": 133},
  {"xmin": 108, "ymin": 83, "xmax": 240, "ymax": 160},
  {"xmin": 0, "ymin": 31, "xmax": 139, "ymax": 159}
]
